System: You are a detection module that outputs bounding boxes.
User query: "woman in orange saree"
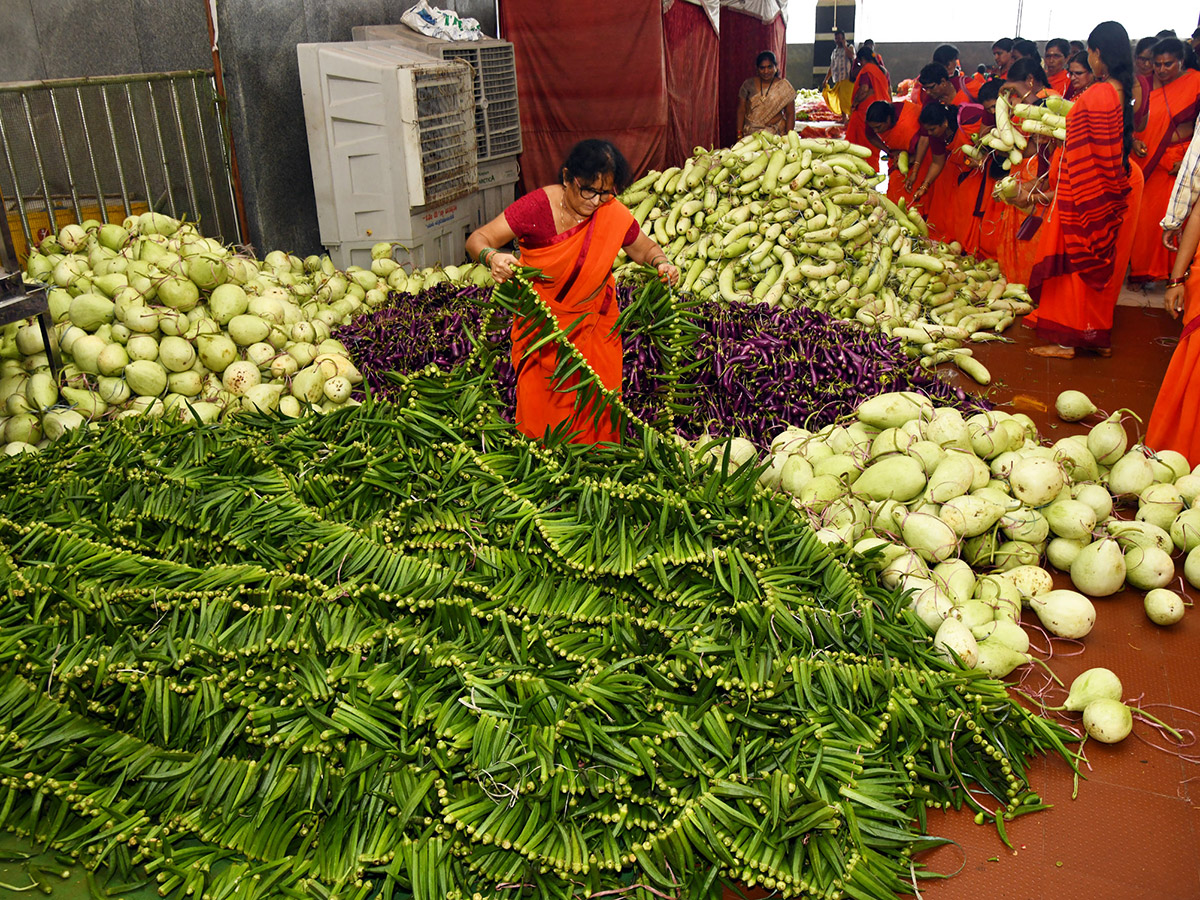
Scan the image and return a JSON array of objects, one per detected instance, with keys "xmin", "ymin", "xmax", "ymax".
[
  {"xmin": 865, "ymin": 100, "xmax": 923, "ymax": 205},
  {"xmin": 465, "ymin": 140, "xmax": 679, "ymax": 444},
  {"xmin": 1026, "ymin": 22, "xmax": 1143, "ymax": 358},
  {"xmin": 1146, "ymin": 195, "xmax": 1200, "ymax": 463},
  {"xmin": 846, "ymin": 47, "xmax": 891, "ymax": 170},
  {"xmin": 949, "ymin": 79, "xmax": 1004, "ymax": 258},
  {"xmin": 1128, "ymin": 39, "xmax": 1200, "ymax": 284}
]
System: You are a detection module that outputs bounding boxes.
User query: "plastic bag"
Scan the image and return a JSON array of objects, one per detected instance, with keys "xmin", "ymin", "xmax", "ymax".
[{"xmin": 400, "ymin": 0, "xmax": 483, "ymax": 41}]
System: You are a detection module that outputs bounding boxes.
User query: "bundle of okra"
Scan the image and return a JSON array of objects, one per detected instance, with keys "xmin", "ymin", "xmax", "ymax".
[{"xmin": 0, "ymin": 277, "xmax": 1074, "ymax": 900}]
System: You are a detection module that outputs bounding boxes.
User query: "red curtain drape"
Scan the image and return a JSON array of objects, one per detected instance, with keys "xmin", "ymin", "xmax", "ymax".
[
  {"xmin": 500, "ymin": 0, "xmax": 668, "ymax": 195},
  {"xmin": 717, "ymin": 8, "xmax": 787, "ymax": 149},
  {"xmin": 664, "ymin": 1, "xmax": 719, "ymax": 166}
]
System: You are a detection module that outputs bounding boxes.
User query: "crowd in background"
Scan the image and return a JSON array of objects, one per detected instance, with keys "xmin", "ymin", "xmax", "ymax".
[{"xmin": 815, "ymin": 21, "xmax": 1200, "ymax": 459}]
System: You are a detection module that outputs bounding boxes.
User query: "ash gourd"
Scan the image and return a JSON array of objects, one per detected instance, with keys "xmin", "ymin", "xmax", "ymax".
[{"xmin": 2, "ymin": 218, "xmax": 495, "ymax": 454}]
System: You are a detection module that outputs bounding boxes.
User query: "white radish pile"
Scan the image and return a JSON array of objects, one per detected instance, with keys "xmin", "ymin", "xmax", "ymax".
[
  {"xmin": 703, "ymin": 386, "xmax": 1198, "ymax": 675},
  {"xmin": 620, "ymin": 132, "xmax": 1035, "ymax": 384},
  {"xmin": 1, "ymin": 219, "xmax": 492, "ymax": 455}
]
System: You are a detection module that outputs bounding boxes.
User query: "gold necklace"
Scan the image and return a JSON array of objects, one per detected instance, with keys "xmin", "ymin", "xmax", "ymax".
[{"xmin": 559, "ymin": 188, "xmax": 583, "ymax": 224}]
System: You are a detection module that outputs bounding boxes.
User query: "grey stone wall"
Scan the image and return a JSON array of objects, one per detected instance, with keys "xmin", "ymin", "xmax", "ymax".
[
  {"xmin": 0, "ymin": 0, "xmax": 497, "ymax": 257},
  {"xmin": 0, "ymin": 0, "xmax": 212, "ymax": 83},
  {"xmin": 216, "ymin": 0, "xmax": 497, "ymax": 256}
]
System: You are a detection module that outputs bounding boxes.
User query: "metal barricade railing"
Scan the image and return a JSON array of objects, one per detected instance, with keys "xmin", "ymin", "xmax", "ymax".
[{"xmin": 0, "ymin": 70, "xmax": 243, "ymax": 264}]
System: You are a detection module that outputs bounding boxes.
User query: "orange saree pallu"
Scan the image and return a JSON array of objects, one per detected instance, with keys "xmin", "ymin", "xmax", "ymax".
[
  {"xmin": 1129, "ymin": 70, "xmax": 1200, "ymax": 281},
  {"xmin": 924, "ymin": 127, "xmax": 974, "ymax": 244},
  {"xmin": 1147, "ymin": 262, "xmax": 1200, "ymax": 465},
  {"xmin": 949, "ymin": 126, "xmax": 1003, "ymax": 259},
  {"xmin": 1047, "ymin": 69, "xmax": 1069, "ymax": 98},
  {"xmin": 1026, "ymin": 83, "xmax": 1142, "ymax": 349},
  {"xmin": 846, "ymin": 62, "xmax": 891, "ymax": 170},
  {"xmin": 881, "ymin": 102, "xmax": 923, "ymax": 205},
  {"xmin": 511, "ymin": 200, "xmax": 635, "ymax": 444}
]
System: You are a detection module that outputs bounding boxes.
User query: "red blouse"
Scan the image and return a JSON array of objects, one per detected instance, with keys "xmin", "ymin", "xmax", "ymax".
[{"xmin": 505, "ymin": 188, "xmax": 640, "ymax": 247}]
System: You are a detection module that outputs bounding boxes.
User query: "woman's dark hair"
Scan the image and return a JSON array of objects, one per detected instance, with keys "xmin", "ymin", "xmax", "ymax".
[
  {"xmin": 560, "ymin": 140, "xmax": 632, "ymax": 193},
  {"xmin": 1069, "ymin": 50, "xmax": 1091, "ymax": 72},
  {"xmin": 1152, "ymin": 37, "xmax": 1200, "ymax": 71},
  {"xmin": 856, "ymin": 45, "xmax": 876, "ymax": 64},
  {"xmin": 993, "ymin": 37, "xmax": 1014, "ymax": 52},
  {"xmin": 976, "ymin": 78, "xmax": 1003, "ymax": 103},
  {"xmin": 919, "ymin": 62, "xmax": 951, "ymax": 87},
  {"xmin": 918, "ymin": 101, "xmax": 955, "ymax": 129},
  {"xmin": 932, "ymin": 44, "xmax": 959, "ymax": 67},
  {"xmin": 1088, "ymin": 21, "xmax": 1134, "ymax": 171},
  {"xmin": 865, "ymin": 101, "xmax": 895, "ymax": 125},
  {"xmin": 1046, "ymin": 38, "xmax": 1071, "ymax": 57},
  {"xmin": 1070, "ymin": 40, "xmax": 1085, "ymax": 53},
  {"xmin": 1135, "ymin": 36, "xmax": 1158, "ymax": 56},
  {"xmin": 1006, "ymin": 57, "xmax": 1050, "ymax": 88},
  {"xmin": 1012, "ymin": 39, "xmax": 1041, "ymax": 62},
  {"xmin": 755, "ymin": 50, "xmax": 778, "ymax": 69}
]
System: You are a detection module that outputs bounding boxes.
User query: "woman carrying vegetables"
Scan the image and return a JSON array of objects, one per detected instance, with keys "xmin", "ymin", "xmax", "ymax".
[
  {"xmin": 465, "ymin": 140, "xmax": 679, "ymax": 444},
  {"xmin": 1146, "ymin": 189, "xmax": 1200, "ymax": 463},
  {"xmin": 1025, "ymin": 21, "xmax": 1144, "ymax": 358},
  {"xmin": 1127, "ymin": 38, "xmax": 1200, "ymax": 286},
  {"xmin": 846, "ymin": 44, "xmax": 891, "ymax": 170},
  {"xmin": 735, "ymin": 51, "xmax": 797, "ymax": 140},
  {"xmin": 996, "ymin": 58, "xmax": 1063, "ymax": 285}
]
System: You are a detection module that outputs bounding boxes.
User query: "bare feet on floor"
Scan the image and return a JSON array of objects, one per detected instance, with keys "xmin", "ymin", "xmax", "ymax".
[
  {"xmin": 1029, "ymin": 344, "xmax": 1075, "ymax": 358},
  {"xmin": 1028, "ymin": 345, "xmax": 1112, "ymax": 358}
]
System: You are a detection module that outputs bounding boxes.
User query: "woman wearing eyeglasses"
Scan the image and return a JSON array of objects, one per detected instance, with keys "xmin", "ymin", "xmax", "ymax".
[
  {"xmin": 1064, "ymin": 51, "xmax": 1093, "ymax": 99},
  {"xmin": 465, "ymin": 139, "xmax": 679, "ymax": 445},
  {"xmin": 736, "ymin": 51, "xmax": 797, "ymax": 140}
]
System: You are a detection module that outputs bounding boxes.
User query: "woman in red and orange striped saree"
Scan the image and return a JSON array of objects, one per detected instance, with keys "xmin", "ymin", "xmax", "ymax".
[
  {"xmin": 1026, "ymin": 22, "xmax": 1143, "ymax": 358},
  {"xmin": 465, "ymin": 140, "xmax": 679, "ymax": 444}
]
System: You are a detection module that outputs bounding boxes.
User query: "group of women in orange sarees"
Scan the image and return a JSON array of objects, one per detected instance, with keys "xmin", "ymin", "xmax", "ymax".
[{"xmin": 861, "ymin": 25, "xmax": 1142, "ymax": 360}]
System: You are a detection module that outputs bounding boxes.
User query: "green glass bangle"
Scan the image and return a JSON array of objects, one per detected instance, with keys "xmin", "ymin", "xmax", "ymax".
[{"xmin": 479, "ymin": 247, "xmax": 496, "ymax": 265}]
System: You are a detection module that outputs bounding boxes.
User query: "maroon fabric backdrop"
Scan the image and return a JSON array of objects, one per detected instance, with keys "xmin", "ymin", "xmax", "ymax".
[
  {"xmin": 664, "ymin": 1, "xmax": 719, "ymax": 166},
  {"xmin": 717, "ymin": 8, "xmax": 787, "ymax": 149},
  {"xmin": 500, "ymin": 0, "xmax": 668, "ymax": 195}
]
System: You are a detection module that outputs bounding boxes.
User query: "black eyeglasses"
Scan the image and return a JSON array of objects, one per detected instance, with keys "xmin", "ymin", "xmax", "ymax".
[{"xmin": 576, "ymin": 184, "xmax": 616, "ymax": 202}]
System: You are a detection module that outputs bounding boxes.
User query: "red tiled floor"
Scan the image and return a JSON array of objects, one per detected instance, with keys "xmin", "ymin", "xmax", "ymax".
[
  {"xmin": 724, "ymin": 306, "xmax": 1200, "ymax": 900},
  {"xmin": 913, "ymin": 307, "xmax": 1200, "ymax": 899}
]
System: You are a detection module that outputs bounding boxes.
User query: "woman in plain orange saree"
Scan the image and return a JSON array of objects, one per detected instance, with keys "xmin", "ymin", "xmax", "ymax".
[
  {"xmin": 1026, "ymin": 22, "xmax": 1143, "ymax": 358},
  {"xmin": 1146, "ymin": 195, "xmax": 1200, "ymax": 463},
  {"xmin": 466, "ymin": 140, "xmax": 679, "ymax": 445}
]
